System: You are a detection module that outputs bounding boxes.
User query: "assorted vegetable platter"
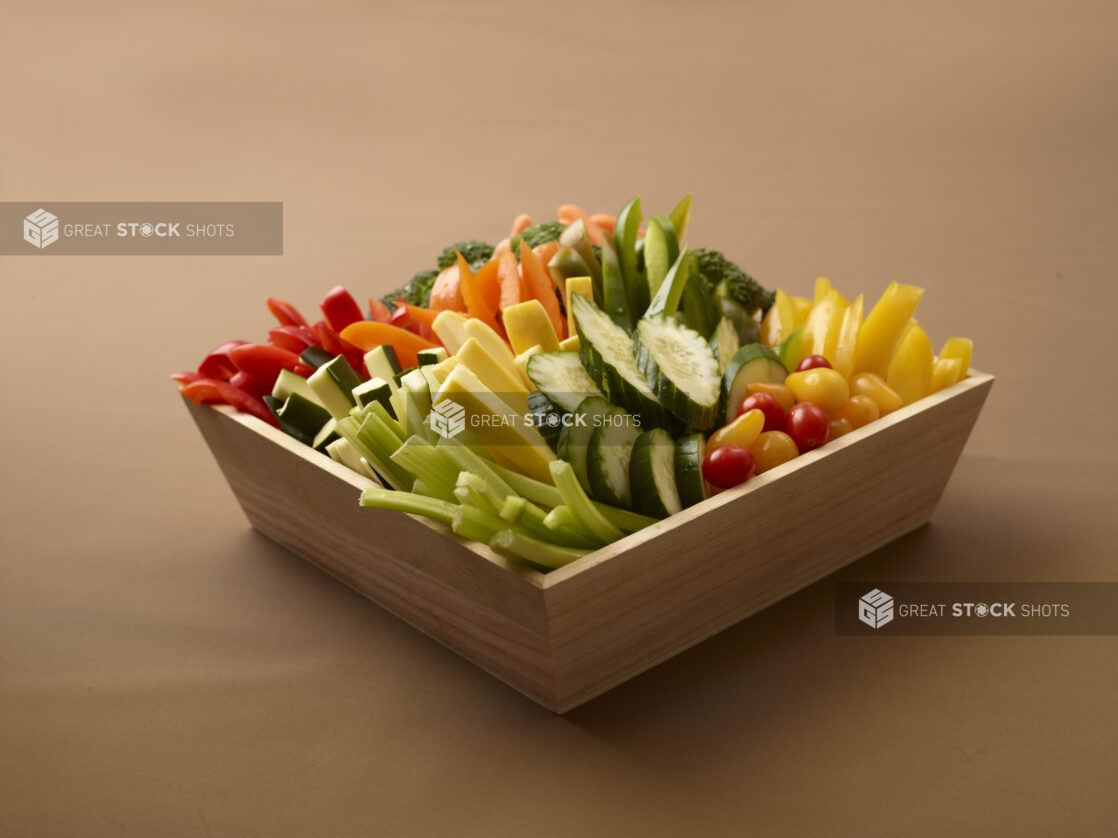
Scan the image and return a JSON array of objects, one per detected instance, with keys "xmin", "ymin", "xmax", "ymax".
[{"xmin": 175, "ymin": 196, "xmax": 975, "ymax": 570}]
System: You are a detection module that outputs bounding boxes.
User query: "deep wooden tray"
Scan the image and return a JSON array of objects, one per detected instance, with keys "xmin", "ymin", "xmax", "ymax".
[{"xmin": 185, "ymin": 370, "xmax": 993, "ymax": 713}]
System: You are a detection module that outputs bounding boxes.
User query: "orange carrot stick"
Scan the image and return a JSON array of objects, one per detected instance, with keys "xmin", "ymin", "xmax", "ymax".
[
  {"xmin": 497, "ymin": 251, "xmax": 522, "ymax": 311},
  {"xmin": 519, "ymin": 240, "xmax": 565, "ymax": 341},
  {"xmin": 510, "ymin": 214, "xmax": 533, "ymax": 236},
  {"xmin": 428, "ymin": 264, "xmax": 465, "ymax": 312},
  {"xmin": 590, "ymin": 213, "xmax": 616, "ymax": 234},
  {"xmin": 558, "ymin": 203, "xmax": 602, "ymax": 245},
  {"xmin": 458, "ymin": 253, "xmax": 506, "ymax": 340},
  {"xmin": 533, "ymin": 240, "xmax": 560, "ymax": 269}
]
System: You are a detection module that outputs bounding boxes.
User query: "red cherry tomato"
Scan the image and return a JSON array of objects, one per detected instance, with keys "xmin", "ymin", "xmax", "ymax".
[
  {"xmin": 796, "ymin": 354, "xmax": 832, "ymax": 371},
  {"xmin": 785, "ymin": 402, "xmax": 831, "ymax": 452},
  {"xmin": 737, "ymin": 392, "xmax": 786, "ymax": 432},
  {"xmin": 701, "ymin": 444, "xmax": 757, "ymax": 489}
]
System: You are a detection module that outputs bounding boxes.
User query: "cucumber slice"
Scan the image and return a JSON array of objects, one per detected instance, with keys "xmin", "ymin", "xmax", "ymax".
[
  {"xmin": 308, "ymin": 355, "xmax": 364, "ymax": 420},
  {"xmin": 674, "ymin": 433, "xmax": 707, "ymax": 509},
  {"xmin": 629, "ymin": 428, "xmax": 682, "ymax": 518},
  {"xmin": 416, "ymin": 347, "xmax": 448, "ymax": 366},
  {"xmin": 272, "ymin": 368, "xmax": 320, "ymax": 405},
  {"xmin": 299, "ymin": 345, "xmax": 334, "ymax": 369},
  {"xmin": 587, "ymin": 408, "xmax": 643, "ymax": 507},
  {"xmin": 570, "ymin": 293, "xmax": 671, "ymax": 428},
  {"xmin": 721, "ymin": 343, "xmax": 787, "ymax": 425},
  {"xmin": 710, "ymin": 317, "xmax": 741, "ymax": 373},
  {"xmin": 719, "ymin": 296, "xmax": 762, "ymax": 345},
  {"xmin": 526, "ymin": 390, "xmax": 566, "ymax": 451},
  {"xmin": 526, "ymin": 351, "xmax": 603, "ymax": 413},
  {"xmin": 566, "ymin": 396, "xmax": 613, "ymax": 497},
  {"xmin": 634, "ymin": 315, "xmax": 721, "ymax": 429},
  {"xmin": 364, "ymin": 345, "xmax": 402, "ymax": 388}
]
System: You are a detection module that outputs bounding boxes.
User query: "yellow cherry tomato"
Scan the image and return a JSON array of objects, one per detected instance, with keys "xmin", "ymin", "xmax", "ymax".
[
  {"xmin": 750, "ymin": 430, "xmax": 799, "ymax": 474},
  {"xmin": 849, "ymin": 372, "xmax": 902, "ymax": 415},
  {"xmin": 746, "ymin": 381, "xmax": 795, "ymax": 414},
  {"xmin": 840, "ymin": 394, "xmax": 880, "ymax": 428},
  {"xmin": 785, "ymin": 367, "xmax": 850, "ymax": 418},
  {"xmin": 829, "ymin": 416, "xmax": 853, "ymax": 440},
  {"xmin": 708, "ymin": 408, "xmax": 765, "ymax": 451}
]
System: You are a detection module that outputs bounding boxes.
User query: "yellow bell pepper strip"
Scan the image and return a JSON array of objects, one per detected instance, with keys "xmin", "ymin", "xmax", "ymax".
[
  {"xmin": 850, "ymin": 372, "xmax": 903, "ymax": 414},
  {"xmin": 802, "ymin": 288, "xmax": 847, "ymax": 361},
  {"xmin": 435, "ymin": 365, "xmax": 555, "ymax": 484},
  {"xmin": 339, "ymin": 321, "xmax": 439, "ymax": 370},
  {"xmin": 853, "ymin": 282, "xmax": 925, "ymax": 377},
  {"xmin": 792, "ymin": 296, "xmax": 813, "ymax": 326},
  {"xmin": 930, "ymin": 357, "xmax": 964, "ymax": 393},
  {"xmin": 814, "ymin": 277, "xmax": 850, "ymax": 307},
  {"xmin": 503, "ymin": 299, "xmax": 561, "ymax": 355},
  {"xmin": 760, "ymin": 288, "xmax": 800, "ymax": 346},
  {"xmin": 708, "ymin": 408, "xmax": 766, "ymax": 451},
  {"xmin": 885, "ymin": 323, "xmax": 934, "ymax": 406},
  {"xmin": 831, "ymin": 294, "xmax": 863, "ymax": 380},
  {"xmin": 938, "ymin": 337, "xmax": 973, "ymax": 379},
  {"xmin": 565, "ymin": 276, "xmax": 593, "ymax": 338}
]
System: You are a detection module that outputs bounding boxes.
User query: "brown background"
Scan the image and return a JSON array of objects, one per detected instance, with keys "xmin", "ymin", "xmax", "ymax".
[{"xmin": 2, "ymin": 1, "xmax": 1116, "ymax": 836}]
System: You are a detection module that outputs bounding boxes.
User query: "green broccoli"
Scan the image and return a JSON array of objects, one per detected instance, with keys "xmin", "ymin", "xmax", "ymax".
[
  {"xmin": 436, "ymin": 240, "xmax": 494, "ymax": 272},
  {"xmin": 381, "ymin": 268, "xmax": 439, "ymax": 309},
  {"xmin": 690, "ymin": 248, "xmax": 775, "ymax": 316},
  {"xmin": 509, "ymin": 221, "xmax": 565, "ymax": 256}
]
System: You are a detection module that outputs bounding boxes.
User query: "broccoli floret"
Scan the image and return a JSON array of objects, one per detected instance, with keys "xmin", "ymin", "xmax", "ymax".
[
  {"xmin": 381, "ymin": 268, "xmax": 438, "ymax": 309},
  {"xmin": 509, "ymin": 221, "xmax": 565, "ymax": 256},
  {"xmin": 436, "ymin": 240, "xmax": 494, "ymax": 272},
  {"xmin": 691, "ymin": 248, "xmax": 775, "ymax": 316}
]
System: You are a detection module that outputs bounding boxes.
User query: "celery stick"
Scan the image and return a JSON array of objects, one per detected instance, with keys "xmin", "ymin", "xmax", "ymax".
[
  {"xmin": 390, "ymin": 436, "xmax": 459, "ymax": 500},
  {"xmin": 455, "ymin": 472, "xmax": 504, "ymax": 516},
  {"xmin": 436, "ymin": 437, "xmax": 514, "ymax": 498},
  {"xmin": 337, "ymin": 414, "xmax": 412, "ymax": 491},
  {"xmin": 542, "ymin": 505, "xmax": 606, "ymax": 548},
  {"xmin": 500, "ymin": 495, "xmax": 528, "ymax": 524},
  {"xmin": 488, "ymin": 529, "xmax": 591, "ymax": 569},
  {"xmin": 359, "ymin": 489, "xmax": 456, "ymax": 526},
  {"xmin": 452, "ymin": 505, "xmax": 507, "ymax": 543},
  {"xmin": 550, "ymin": 461, "xmax": 625, "ymax": 544},
  {"xmin": 490, "ymin": 462, "xmax": 658, "ymax": 533},
  {"xmin": 368, "ymin": 401, "xmax": 405, "ymax": 444}
]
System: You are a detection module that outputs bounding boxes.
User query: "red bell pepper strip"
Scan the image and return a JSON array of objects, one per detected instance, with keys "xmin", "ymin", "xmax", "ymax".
[
  {"xmin": 180, "ymin": 378, "xmax": 278, "ymax": 427},
  {"xmin": 311, "ymin": 320, "xmax": 367, "ymax": 376},
  {"xmin": 230, "ymin": 371, "xmax": 271, "ymax": 400},
  {"xmin": 368, "ymin": 299, "xmax": 392, "ymax": 323},
  {"xmin": 388, "ymin": 304, "xmax": 413, "ymax": 331},
  {"xmin": 228, "ymin": 344, "xmax": 313, "ymax": 388},
  {"xmin": 197, "ymin": 340, "xmax": 249, "ymax": 380},
  {"xmin": 268, "ymin": 325, "xmax": 316, "ymax": 354},
  {"xmin": 266, "ymin": 297, "xmax": 309, "ymax": 328},
  {"xmin": 171, "ymin": 371, "xmax": 205, "ymax": 385},
  {"xmin": 321, "ymin": 285, "xmax": 365, "ymax": 333}
]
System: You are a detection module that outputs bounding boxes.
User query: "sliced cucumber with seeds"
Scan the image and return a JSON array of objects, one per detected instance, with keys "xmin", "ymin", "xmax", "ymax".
[
  {"xmin": 629, "ymin": 428, "xmax": 682, "ymax": 518},
  {"xmin": 587, "ymin": 408, "xmax": 643, "ymax": 507},
  {"xmin": 526, "ymin": 351, "xmax": 603, "ymax": 413},
  {"xmin": 634, "ymin": 315, "xmax": 721, "ymax": 429},
  {"xmin": 565, "ymin": 395, "xmax": 613, "ymax": 497},
  {"xmin": 570, "ymin": 293, "xmax": 671, "ymax": 428},
  {"xmin": 526, "ymin": 390, "xmax": 566, "ymax": 451},
  {"xmin": 674, "ymin": 432, "xmax": 707, "ymax": 509},
  {"xmin": 721, "ymin": 343, "xmax": 787, "ymax": 425}
]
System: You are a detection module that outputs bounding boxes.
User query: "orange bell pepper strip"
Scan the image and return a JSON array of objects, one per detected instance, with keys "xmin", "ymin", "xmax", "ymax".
[
  {"xmin": 428, "ymin": 264, "xmax": 465, "ymax": 312},
  {"xmin": 510, "ymin": 214, "xmax": 533, "ymax": 236},
  {"xmin": 498, "ymin": 251, "xmax": 523, "ymax": 311},
  {"xmin": 457, "ymin": 253, "xmax": 507, "ymax": 341},
  {"xmin": 339, "ymin": 321, "xmax": 440, "ymax": 369},
  {"xmin": 519, "ymin": 240, "xmax": 565, "ymax": 341},
  {"xmin": 396, "ymin": 302, "xmax": 439, "ymax": 330},
  {"xmin": 532, "ymin": 240, "xmax": 560, "ymax": 268}
]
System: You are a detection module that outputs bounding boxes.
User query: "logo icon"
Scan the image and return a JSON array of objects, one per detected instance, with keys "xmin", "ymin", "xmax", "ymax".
[
  {"xmin": 23, "ymin": 208, "xmax": 59, "ymax": 249},
  {"xmin": 428, "ymin": 399, "xmax": 466, "ymax": 439},
  {"xmin": 858, "ymin": 588, "xmax": 895, "ymax": 629}
]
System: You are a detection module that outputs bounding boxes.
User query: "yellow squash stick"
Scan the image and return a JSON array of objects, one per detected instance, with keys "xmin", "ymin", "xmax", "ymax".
[
  {"xmin": 853, "ymin": 282, "xmax": 924, "ymax": 377},
  {"xmin": 504, "ymin": 299, "xmax": 560, "ymax": 355},
  {"xmin": 565, "ymin": 276, "xmax": 593, "ymax": 338}
]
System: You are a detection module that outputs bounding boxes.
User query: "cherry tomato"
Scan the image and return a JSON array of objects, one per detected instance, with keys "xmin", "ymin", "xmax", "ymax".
[
  {"xmin": 850, "ymin": 372, "xmax": 902, "ymax": 414},
  {"xmin": 701, "ymin": 444, "xmax": 756, "ymax": 489},
  {"xmin": 829, "ymin": 416, "xmax": 853, "ymax": 440},
  {"xmin": 785, "ymin": 402, "xmax": 830, "ymax": 452},
  {"xmin": 840, "ymin": 394, "xmax": 880, "ymax": 428},
  {"xmin": 786, "ymin": 367, "xmax": 850, "ymax": 418},
  {"xmin": 746, "ymin": 381, "xmax": 795, "ymax": 414},
  {"xmin": 796, "ymin": 354, "xmax": 832, "ymax": 371},
  {"xmin": 737, "ymin": 392, "xmax": 785, "ymax": 432},
  {"xmin": 750, "ymin": 431, "xmax": 799, "ymax": 473}
]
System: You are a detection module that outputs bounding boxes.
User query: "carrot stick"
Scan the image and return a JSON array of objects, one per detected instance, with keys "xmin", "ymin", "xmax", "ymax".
[
  {"xmin": 458, "ymin": 253, "xmax": 506, "ymax": 340},
  {"xmin": 498, "ymin": 251, "xmax": 523, "ymax": 311},
  {"xmin": 510, "ymin": 214, "xmax": 533, "ymax": 236},
  {"xmin": 558, "ymin": 203, "xmax": 602, "ymax": 245},
  {"xmin": 428, "ymin": 264, "xmax": 465, "ymax": 312},
  {"xmin": 532, "ymin": 240, "xmax": 560, "ymax": 269},
  {"xmin": 519, "ymin": 240, "xmax": 565, "ymax": 341},
  {"xmin": 590, "ymin": 213, "xmax": 616, "ymax": 234}
]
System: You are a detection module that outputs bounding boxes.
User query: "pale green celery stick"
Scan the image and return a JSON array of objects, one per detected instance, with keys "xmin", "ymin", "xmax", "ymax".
[
  {"xmin": 436, "ymin": 437, "xmax": 514, "ymax": 498},
  {"xmin": 337, "ymin": 415, "xmax": 411, "ymax": 490},
  {"xmin": 550, "ymin": 461, "xmax": 625, "ymax": 544},
  {"xmin": 488, "ymin": 529, "xmax": 590, "ymax": 569},
  {"xmin": 368, "ymin": 401, "xmax": 405, "ymax": 443},
  {"xmin": 452, "ymin": 505, "xmax": 507, "ymax": 543},
  {"xmin": 359, "ymin": 489, "xmax": 456, "ymax": 526},
  {"xmin": 542, "ymin": 505, "xmax": 606, "ymax": 548},
  {"xmin": 455, "ymin": 472, "xmax": 504, "ymax": 516},
  {"xmin": 490, "ymin": 462, "xmax": 658, "ymax": 533},
  {"xmin": 391, "ymin": 436, "xmax": 459, "ymax": 500},
  {"xmin": 500, "ymin": 495, "xmax": 527, "ymax": 523}
]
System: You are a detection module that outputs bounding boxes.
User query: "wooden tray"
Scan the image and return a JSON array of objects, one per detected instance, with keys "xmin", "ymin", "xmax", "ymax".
[{"xmin": 184, "ymin": 370, "xmax": 993, "ymax": 713}]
